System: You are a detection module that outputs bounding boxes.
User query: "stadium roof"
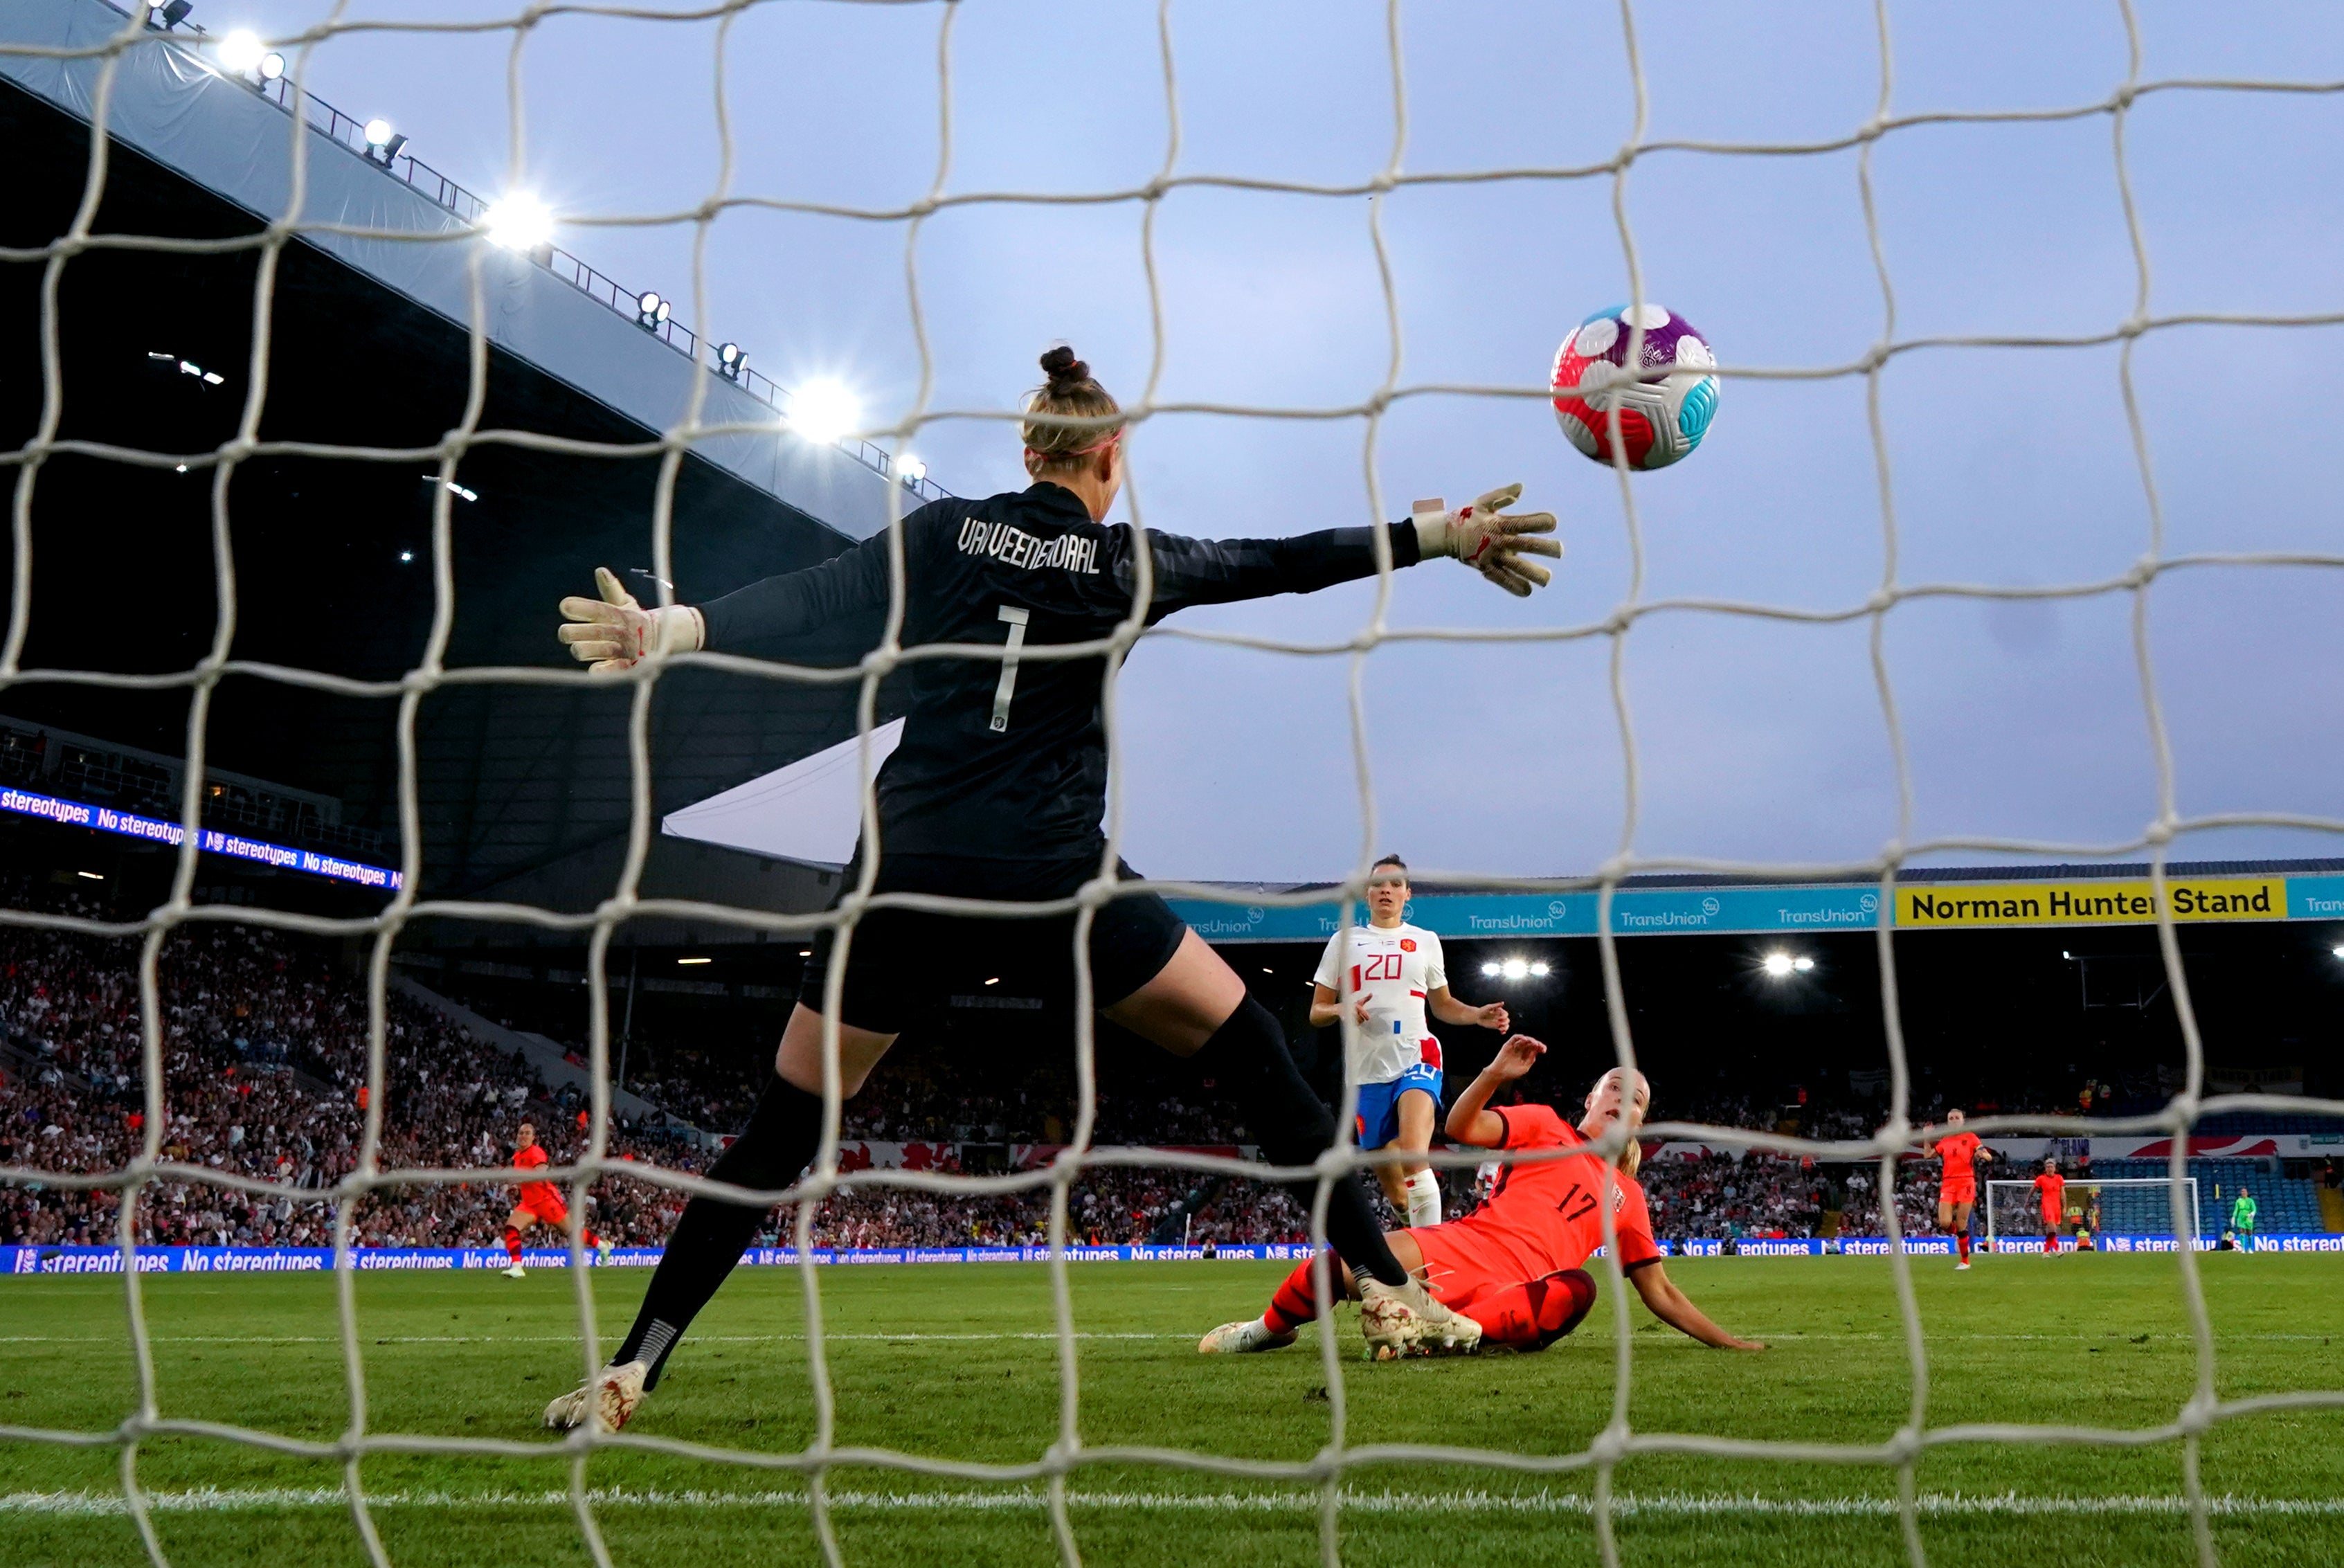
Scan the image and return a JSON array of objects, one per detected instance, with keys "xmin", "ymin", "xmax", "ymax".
[
  {"xmin": 1, "ymin": 2, "xmax": 912, "ymax": 908},
  {"xmin": 1, "ymin": 0, "xmax": 937, "ymax": 541}
]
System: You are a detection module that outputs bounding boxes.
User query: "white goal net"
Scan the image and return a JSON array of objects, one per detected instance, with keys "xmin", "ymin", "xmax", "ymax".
[
  {"xmin": 5, "ymin": 3, "xmax": 2344, "ymax": 1568},
  {"xmin": 1983, "ymin": 1178, "xmax": 2201, "ymax": 1252}
]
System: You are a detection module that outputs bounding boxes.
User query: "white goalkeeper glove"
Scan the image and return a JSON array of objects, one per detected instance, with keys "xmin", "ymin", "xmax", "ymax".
[
  {"xmin": 1412, "ymin": 484, "xmax": 1562, "ymax": 597},
  {"xmin": 557, "ymin": 567, "xmax": 704, "ymax": 676}
]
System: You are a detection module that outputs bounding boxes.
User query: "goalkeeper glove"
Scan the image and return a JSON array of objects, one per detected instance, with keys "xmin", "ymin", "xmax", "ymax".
[
  {"xmin": 557, "ymin": 566, "xmax": 705, "ymax": 676},
  {"xmin": 1412, "ymin": 484, "xmax": 1562, "ymax": 597}
]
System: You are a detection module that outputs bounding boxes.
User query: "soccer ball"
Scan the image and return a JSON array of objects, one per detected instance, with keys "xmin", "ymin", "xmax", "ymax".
[{"xmin": 1550, "ymin": 303, "xmax": 1719, "ymax": 471}]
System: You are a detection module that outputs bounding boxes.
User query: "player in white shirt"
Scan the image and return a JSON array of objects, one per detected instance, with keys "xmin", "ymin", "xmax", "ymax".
[{"xmin": 1310, "ymin": 854, "xmax": 1510, "ymax": 1228}]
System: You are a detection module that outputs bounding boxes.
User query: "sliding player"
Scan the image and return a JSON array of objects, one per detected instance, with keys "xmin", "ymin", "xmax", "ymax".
[
  {"xmin": 503, "ymin": 1122, "xmax": 613, "ymax": 1277},
  {"xmin": 1199, "ymin": 1042, "xmax": 1763, "ymax": 1357},
  {"xmin": 1922, "ymin": 1110, "xmax": 1992, "ymax": 1270},
  {"xmin": 543, "ymin": 347, "xmax": 1562, "ymax": 1429},
  {"xmin": 1309, "ymin": 854, "xmax": 1508, "ymax": 1228},
  {"xmin": 2032, "ymin": 1157, "xmax": 2066, "ymax": 1256}
]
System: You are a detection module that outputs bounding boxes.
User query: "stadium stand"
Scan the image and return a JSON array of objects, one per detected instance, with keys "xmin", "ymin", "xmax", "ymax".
[
  {"xmin": 4, "ymin": 866, "xmax": 2332, "ymax": 1250},
  {"xmin": 2082, "ymin": 1158, "xmax": 2327, "ymax": 1238}
]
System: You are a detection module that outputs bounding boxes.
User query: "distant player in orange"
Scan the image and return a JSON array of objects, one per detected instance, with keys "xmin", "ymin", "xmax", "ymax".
[
  {"xmin": 1922, "ymin": 1110, "xmax": 1993, "ymax": 1270},
  {"xmin": 2032, "ymin": 1157, "xmax": 2067, "ymax": 1256},
  {"xmin": 1199, "ymin": 1041, "xmax": 1763, "ymax": 1358},
  {"xmin": 503, "ymin": 1121, "xmax": 613, "ymax": 1277}
]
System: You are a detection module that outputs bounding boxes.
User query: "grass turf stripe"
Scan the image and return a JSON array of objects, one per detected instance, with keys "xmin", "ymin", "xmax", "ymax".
[
  {"xmin": 5, "ymin": 1489, "xmax": 2341, "ymax": 1517},
  {"xmin": 0, "ymin": 1331, "xmax": 2333, "ymax": 1344}
]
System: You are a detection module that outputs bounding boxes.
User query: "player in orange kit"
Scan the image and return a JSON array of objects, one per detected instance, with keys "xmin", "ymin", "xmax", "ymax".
[
  {"xmin": 2032, "ymin": 1157, "xmax": 2067, "ymax": 1256},
  {"xmin": 1922, "ymin": 1110, "xmax": 1993, "ymax": 1270},
  {"xmin": 503, "ymin": 1121, "xmax": 613, "ymax": 1277},
  {"xmin": 1198, "ymin": 1040, "xmax": 1763, "ymax": 1357}
]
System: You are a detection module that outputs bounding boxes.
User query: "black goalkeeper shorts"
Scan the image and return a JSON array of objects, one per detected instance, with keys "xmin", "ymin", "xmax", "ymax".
[{"xmin": 795, "ymin": 850, "xmax": 1189, "ymax": 1036}]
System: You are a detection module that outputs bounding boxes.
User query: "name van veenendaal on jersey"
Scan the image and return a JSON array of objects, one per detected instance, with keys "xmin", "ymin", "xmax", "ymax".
[{"xmin": 958, "ymin": 516, "xmax": 1101, "ymax": 574}]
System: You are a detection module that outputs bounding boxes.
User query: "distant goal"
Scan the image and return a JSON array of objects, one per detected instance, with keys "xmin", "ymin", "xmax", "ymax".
[{"xmin": 1984, "ymin": 1178, "xmax": 2201, "ymax": 1252}]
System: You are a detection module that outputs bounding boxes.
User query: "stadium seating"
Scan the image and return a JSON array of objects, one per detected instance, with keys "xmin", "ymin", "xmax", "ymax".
[{"xmin": 2084, "ymin": 1159, "xmax": 2328, "ymax": 1236}]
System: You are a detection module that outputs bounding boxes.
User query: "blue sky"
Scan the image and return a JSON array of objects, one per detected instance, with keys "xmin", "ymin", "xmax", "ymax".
[{"xmin": 197, "ymin": 0, "xmax": 2343, "ymax": 881}]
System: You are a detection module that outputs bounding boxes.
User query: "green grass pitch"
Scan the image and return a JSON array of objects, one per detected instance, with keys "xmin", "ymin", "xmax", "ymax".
[{"xmin": 2, "ymin": 1254, "xmax": 2340, "ymax": 1567}]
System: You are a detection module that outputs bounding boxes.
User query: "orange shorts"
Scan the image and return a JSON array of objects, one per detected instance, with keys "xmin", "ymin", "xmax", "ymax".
[
  {"xmin": 1409, "ymin": 1225, "xmax": 1531, "ymax": 1311},
  {"xmin": 517, "ymin": 1188, "xmax": 568, "ymax": 1227},
  {"xmin": 1941, "ymin": 1179, "xmax": 1976, "ymax": 1207}
]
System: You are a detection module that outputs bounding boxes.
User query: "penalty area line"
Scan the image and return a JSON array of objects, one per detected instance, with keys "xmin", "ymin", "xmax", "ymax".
[{"xmin": 3, "ymin": 1488, "xmax": 2341, "ymax": 1519}]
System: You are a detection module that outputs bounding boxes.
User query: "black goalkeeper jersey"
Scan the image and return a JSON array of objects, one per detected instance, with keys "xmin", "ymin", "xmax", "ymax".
[{"xmin": 698, "ymin": 481, "xmax": 1423, "ymax": 860}]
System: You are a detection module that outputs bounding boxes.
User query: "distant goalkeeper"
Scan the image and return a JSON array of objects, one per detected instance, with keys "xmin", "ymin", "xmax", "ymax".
[
  {"xmin": 1200, "ymin": 1043, "xmax": 1762, "ymax": 1358},
  {"xmin": 2230, "ymin": 1187, "xmax": 2256, "ymax": 1252}
]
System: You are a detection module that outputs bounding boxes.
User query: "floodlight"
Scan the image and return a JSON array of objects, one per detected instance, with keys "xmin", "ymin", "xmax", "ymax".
[
  {"xmin": 1530, "ymin": 962, "xmax": 1551, "ymax": 977},
  {"xmin": 259, "ymin": 52, "xmax": 284, "ymax": 80},
  {"xmin": 362, "ymin": 120, "xmax": 408, "ymax": 162},
  {"xmin": 716, "ymin": 342, "xmax": 746, "ymax": 379},
  {"xmin": 398, "ymin": 550, "xmax": 414, "ymax": 563},
  {"xmin": 1793, "ymin": 956, "xmax": 1815, "ymax": 973},
  {"xmin": 786, "ymin": 378, "xmax": 861, "ymax": 444},
  {"xmin": 482, "ymin": 195, "xmax": 552, "ymax": 252},
  {"xmin": 677, "ymin": 956, "xmax": 712, "ymax": 966},
  {"xmin": 1500, "ymin": 957, "xmax": 1530, "ymax": 980},
  {"xmin": 1761, "ymin": 952, "xmax": 1794, "ymax": 977},
  {"xmin": 217, "ymin": 30, "xmax": 264, "ymax": 72},
  {"xmin": 1480, "ymin": 962, "xmax": 1500, "ymax": 977},
  {"xmin": 635, "ymin": 291, "xmax": 668, "ymax": 328},
  {"xmin": 154, "ymin": 0, "xmax": 192, "ymax": 27},
  {"xmin": 2332, "ymin": 946, "xmax": 2344, "ymax": 960},
  {"xmin": 899, "ymin": 456, "xmax": 928, "ymax": 485}
]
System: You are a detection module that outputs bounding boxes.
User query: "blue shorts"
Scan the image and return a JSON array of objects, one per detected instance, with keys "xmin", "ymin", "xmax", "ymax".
[{"xmin": 1354, "ymin": 1065, "xmax": 1444, "ymax": 1152}]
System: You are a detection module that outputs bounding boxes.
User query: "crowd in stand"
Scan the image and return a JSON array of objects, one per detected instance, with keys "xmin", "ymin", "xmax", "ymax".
[
  {"xmin": 0, "ymin": 882, "xmax": 2251, "ymax": 1252},
  {"xmin": 607, "ymin": 1029, "xmax": 1247, "ymax": 1151},
  {"xmin": 795, "ymin": 1170, "xmax": 1317, "ymax": 1250},
  {"xmin": 0, "ymin": 879, "xmax": 714, "ymax": 1249}
]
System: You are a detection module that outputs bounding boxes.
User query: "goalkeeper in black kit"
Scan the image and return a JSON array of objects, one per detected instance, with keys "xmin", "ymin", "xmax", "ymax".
[{"xmin": 542, "ymin": 346, "xmax": 1563, "ymax": 1429}]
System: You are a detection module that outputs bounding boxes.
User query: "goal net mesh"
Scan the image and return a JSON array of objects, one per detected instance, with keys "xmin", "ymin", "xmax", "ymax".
[
  {"xmin": 1983, "ymin": 1178, "xmax": 2201, "ymax": 1249},
  {"xmin": 4, "ymin": 2, "xmax": 2344, "ymax": 1567}
]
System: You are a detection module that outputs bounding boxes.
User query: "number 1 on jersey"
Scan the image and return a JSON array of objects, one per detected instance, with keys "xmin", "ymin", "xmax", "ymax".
[{"xmin": 991, "ymin": 605, "xmax": 1030, "ymax": 732}]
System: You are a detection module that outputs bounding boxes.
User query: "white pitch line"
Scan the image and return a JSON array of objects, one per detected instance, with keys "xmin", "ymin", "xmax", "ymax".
[
  {"xmin": 0, "ymin": 1330, "xmax": 2330, "ymax": 1345},
  {"xmin": 0, "ymin": 1332, "xmax": 1190, "ymax": 1345},
  {"xmin": 3, "ymin": 1488, "xmax": 2341, "ymax": 1520}
]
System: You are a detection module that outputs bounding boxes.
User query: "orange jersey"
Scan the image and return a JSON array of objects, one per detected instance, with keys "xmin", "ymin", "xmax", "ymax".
[
  {"xmin": 513, "ymin": 1142, "xmax": 558, "ymax": 1204},
  {"xmin": 1936, "ymin": 1130, "xmax": 1981, "ymax": 1184},
  {"xmin": 2033, "ymin": 1172, "xmax": 2066, "ymax": 1213},
  {"xmin": 1427, "ymin": 1104, "xmax": 1661, "ymax": 1286}
]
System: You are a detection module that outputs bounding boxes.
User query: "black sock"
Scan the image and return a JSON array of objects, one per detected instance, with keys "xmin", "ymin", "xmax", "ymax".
[
  {"xmin": 1192, "ymin": 996, "xmax": 1409, "ymax": 1288},
  {"xmin": 615, "ymin": 1075, "xmax": 826, "ymax": 1387}
]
